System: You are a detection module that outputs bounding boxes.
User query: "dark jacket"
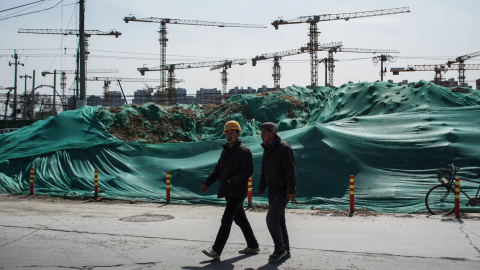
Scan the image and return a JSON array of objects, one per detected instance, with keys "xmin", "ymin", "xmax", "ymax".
[
  {"xmin": 202, "ymin": 139, "xmax": 254, "ymax": 198},
  {"xmin": 258, "ymin": 136, "xmax": 297, "ymax": 194}
]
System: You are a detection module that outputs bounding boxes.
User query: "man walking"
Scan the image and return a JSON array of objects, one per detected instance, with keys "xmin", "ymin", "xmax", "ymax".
[
  {"xmin": 257, "ymin": 122, "xmax": 297, "ymax": 263},
  {"xmin": 200, "ymin": 120, "xmax": 260, "ymax": 260}
]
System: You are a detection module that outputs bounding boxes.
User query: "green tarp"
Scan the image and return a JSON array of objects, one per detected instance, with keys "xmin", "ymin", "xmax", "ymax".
[{"xmin": 1, "ymin": 81, "xmax": 480, "ymax": 213}]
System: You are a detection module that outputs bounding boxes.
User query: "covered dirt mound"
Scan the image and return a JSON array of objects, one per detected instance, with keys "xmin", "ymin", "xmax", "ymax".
[{"xmin": 96, "ymin": 81, "xmax": 480, "ymax": 144}]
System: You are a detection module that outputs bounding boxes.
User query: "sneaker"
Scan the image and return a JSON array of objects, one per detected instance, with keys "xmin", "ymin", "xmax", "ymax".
[
  {"xmin": 268, "ymin": 250, "xmax": 287, "ymax": 263},
  {"xmin": 284, "ymin": 250, "xmax": 291, "ymax": 259},
  {"xmin": 238, "ymin": 247, "xmax": 260, "ymax": 254},
  {"xmin": 202, "ymin": 249, "xmax": 220, "ymax": 260}
]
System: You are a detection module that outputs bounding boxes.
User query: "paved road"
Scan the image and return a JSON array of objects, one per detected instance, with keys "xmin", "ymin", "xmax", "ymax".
[{"xmin": 0, "ymin": 194, "xmax": 479, "ymax": 269}]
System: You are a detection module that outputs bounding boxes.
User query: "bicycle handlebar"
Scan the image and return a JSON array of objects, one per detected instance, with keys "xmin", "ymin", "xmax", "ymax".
[{"xmin": 449, "ymin": 163, "xmax": 460, "ymax": 171}]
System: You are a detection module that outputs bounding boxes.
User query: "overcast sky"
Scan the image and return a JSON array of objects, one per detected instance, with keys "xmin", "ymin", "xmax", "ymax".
[{"xmin": 1, "ymin": 0, "xmax": 479, "ymax": 100}]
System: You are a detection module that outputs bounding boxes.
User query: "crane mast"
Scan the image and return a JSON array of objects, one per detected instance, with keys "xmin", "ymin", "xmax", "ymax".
[
  {"xmin": 138, "ymin": 59, "xmax": 247, "ymax": 105},
  {"xmin": 313, "ymin": 47, "xmax": 399, "ymax": 87},
  {"xmin": 253, "ymin": 42, "xmax": 342, "ymax": 89},
  {"xmin": 124, "ymin": 15, "xmax": 265, "ymax": 100},
  {"xmin": 272, "ymin": 7, "xmax": 410, "ymax": 89},
  {"xmin": 446, "ymin": 51, "xmax": 480, "ymax": 87},
  {"xmin": 391, "ymin": 64, "xmax": 480, "ymax": 86}
]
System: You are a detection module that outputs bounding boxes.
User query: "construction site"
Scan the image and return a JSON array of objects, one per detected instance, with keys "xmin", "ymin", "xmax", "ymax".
[
  {"xmin": 1, "ymin": 1, "xmax": 480, "ymax": 269},
  {"xmin": 1, "ymin": 0, "xmax": 480, "ymax": 210}
]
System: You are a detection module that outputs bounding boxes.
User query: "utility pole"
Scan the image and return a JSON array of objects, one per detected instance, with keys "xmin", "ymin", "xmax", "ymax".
[
  {"xmin": 53, "ymin": 70, "xmax": 57, "ymax": 115},
  {"xmin": 79, "ymin": 0, "xmax": 86, "ymax": 107},
  {"xmin": 373, "ymin": 54, "xmax": 397, "ymax": 81},
  {"xmin": 19, "ymin": 74, "xmax": 32, "ymax": 120},
  {"xmin": 8, "ymin": 50, "xmax": 24, "ymax": 120},
  {"xmin": 31, "ymin": 70, "xmax": 35, "ymax": 121}
]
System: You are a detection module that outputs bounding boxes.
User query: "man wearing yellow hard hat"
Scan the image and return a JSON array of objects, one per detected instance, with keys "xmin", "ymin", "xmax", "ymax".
[{"xmin": 200, "ymin": 120, "xmax": 259, "ymax": 260}]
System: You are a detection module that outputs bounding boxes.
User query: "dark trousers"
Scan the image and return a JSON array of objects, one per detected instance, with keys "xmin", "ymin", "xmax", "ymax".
[
  {"xmin": 267, "ymin": 190, "xmax": 290, "ymax": 253},
  {"xmin": 212, "ymin": 197, "xmax": 259, "ymax": 255}
]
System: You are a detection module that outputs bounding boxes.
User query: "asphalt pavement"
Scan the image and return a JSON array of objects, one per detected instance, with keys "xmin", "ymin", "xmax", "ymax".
[{"xmin": 1, "ymin": 194, "xmax": 479, "ymax": 270}]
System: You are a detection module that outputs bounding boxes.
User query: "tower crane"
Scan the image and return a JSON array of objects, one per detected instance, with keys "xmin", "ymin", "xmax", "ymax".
[
  {"xmin": 253, "ymin": 42, "xmax": 342, "ymax": 89},
  {"xmin": 19, "ymin": 29, "xmax": 121, "ymax": 98},
  {"xmin": 124, "ymin": 16, "xmax": 265, "ymax": 94},
  {"xmin": 390, "ymin": 64, "xmax": 480, "ymax": 85},
  {"xmin": 446, "ymin": 51, "xmax": 480, "ymax": 87},
  {"xmin": 138, "ymin": 59, "xmax": 246, "ymax": 105},
  {"xmin": 87, "ymin": 77, "xmax": 161, "ymax": 106},
  {"xmin": 305, "ymin": 46, "xmax": 399, "ymax": 87},
  {"xmin": 210, "ymin": 59, "xmax": 247, "ymax": 97},
  {"xmin": 272, "ymin": 7, "xmax": 410, "ymax": 89}
]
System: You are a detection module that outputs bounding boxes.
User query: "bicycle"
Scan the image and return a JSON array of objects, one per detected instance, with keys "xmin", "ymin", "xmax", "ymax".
[{"xmin": 425, "ymin": 163, "xmax": 480, "ymax": 215}]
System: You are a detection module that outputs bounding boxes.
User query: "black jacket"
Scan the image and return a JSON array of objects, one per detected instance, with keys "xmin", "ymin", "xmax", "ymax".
[
  {"xmin": 203, "ymin": 139, "xmax": 253, "ymax": 198},
  {"xmin": 258, "ymin": 136, "xmax": 297, "ymax": 194}
]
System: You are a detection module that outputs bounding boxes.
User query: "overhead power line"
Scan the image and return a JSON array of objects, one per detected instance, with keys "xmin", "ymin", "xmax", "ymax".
[
  {"xmin": 0, "ymin": 0, "xmax": 49, "ymax": 13},
  {"xmin": 0, "ymin": 0, "xmax": 64, "ymax": 21}
]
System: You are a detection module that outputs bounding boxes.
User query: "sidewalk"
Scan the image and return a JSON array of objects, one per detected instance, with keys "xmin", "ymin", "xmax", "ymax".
[{"xmin": 0, "ymin": 194, "xmax": 479, "ymax": 269}]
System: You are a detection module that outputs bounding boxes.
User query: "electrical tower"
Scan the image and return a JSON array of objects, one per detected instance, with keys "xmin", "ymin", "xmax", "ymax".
[
  {"xmin": 138, "ymin": 59, "xmax": 246, "ymax": 105},
  {"xmin": 124, "ymin": 16, "xmax": 265, "ymax": 94},
  {"xmin": 8, "ymin": 50, "xmax": 24, "ymax": 119},
  {"xmin": 446, "ymin": 51, "xmax": 480, "ymax": 87},
  {"xmin": 87, "ymin": 77, "xmax": 161, "ymax": 106},
  {"xmin": 42, "ymin": 69, "xmax": 118, "ymax": 110},
  {"xmin": 272, "ymin": 7, "xmax": 410, "ymax": 89},
  {"xmin": 372, "ymin": 54, "xmax": 397, "ymax": 81}
]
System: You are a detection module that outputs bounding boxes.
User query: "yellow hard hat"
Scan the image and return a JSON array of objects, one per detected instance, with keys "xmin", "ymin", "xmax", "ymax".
[{"xmin": 223, "ymin": 120, "xmax": 241, "ymax": 133}]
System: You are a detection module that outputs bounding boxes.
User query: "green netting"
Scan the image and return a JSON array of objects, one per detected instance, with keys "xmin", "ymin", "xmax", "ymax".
[{"xmin": 1, "ymin": 81, "xmax": 480, "ymax": 213}]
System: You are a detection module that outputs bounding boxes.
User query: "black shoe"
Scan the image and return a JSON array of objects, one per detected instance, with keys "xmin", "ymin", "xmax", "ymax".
[
  {"xmin": 268, "ymin": 250, "xmax": 287, "ymax": 263},
  {"xmin": 284, "ymin": 250, "xmax": 291, "ymax": 259}
]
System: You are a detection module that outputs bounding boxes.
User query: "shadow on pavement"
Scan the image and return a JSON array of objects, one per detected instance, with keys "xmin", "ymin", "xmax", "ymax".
[{"xmin": 182, "ymin": 254, "xmax": 249, "ymax": 270}]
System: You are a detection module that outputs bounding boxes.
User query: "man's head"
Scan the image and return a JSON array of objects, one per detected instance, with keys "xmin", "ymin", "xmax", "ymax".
[
  {"xmin": 223, "ymin": 120, "xmax": 241, "ymax": 145},
  {"xmin": 261, "ymin": 122, "xmax": 279, "ymax": 143}
]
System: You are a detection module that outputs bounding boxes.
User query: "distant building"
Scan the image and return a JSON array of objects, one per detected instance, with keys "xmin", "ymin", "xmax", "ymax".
[
  {"xmin": 196, "ymin": 88, "xmax": 221, "ymax": 104},
  {"xmin": 439, "ymin": 78, "xmax": 459, "ymax": 88},
  {"xmin": 387, "ymin": 79, "xmax": 409, "ymax": 85},
  {"xmin": 86, "ymin": 95, "xmax": 103, "ymax": 106},
  {"xmin": 228, "ymin": 86, "xmax": 256, "ymax": 95},
  {"xmin": 106, "ymin": 91, "xmax": 126, "ymax": 107},
  {"xmin": 175, "ymin": 88, "xmax": 196, "ymax": 105},
  {"xmin": 132, "ymin": 89, "xmax": 152, "ymax": 105},
  {"xmin": 257, "ymin": 85, "xmax": 275, "ymax": 93}
]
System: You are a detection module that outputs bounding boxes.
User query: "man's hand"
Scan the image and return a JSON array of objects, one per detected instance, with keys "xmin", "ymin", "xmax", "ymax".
[
  {"xmin": 257, "ymin": 189, "xmax": 264, "ymax": 196},
  {"xmin": 286, "ymin": 194, "xmax": 298, "ymax": 205},
  {"xmin": 200, "ymin": 184, "xmax": 208, "ymax": 192}
]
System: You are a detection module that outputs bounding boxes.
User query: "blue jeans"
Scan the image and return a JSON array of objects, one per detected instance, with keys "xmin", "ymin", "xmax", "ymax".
[
  {"xmin": 267, "ymin": 190, "xmax": 290, "ymax": 253},
  {"xmin": 212, "ymin": 197, "xmax": 259, "ymax": 255}
]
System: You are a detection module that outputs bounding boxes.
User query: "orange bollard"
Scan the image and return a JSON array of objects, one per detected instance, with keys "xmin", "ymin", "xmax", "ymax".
[
  {"xmin": 94, "ymin": 170, "xmax": 98, "ymax": 199},
  {"xmin": 29, "ymin": 167, "xmax": 34, "ymax": 195},
  {"xmin": 248, "ymin": 176, "xmax": 252, "ymax": 207},
  {"xmin": 166, "ymin": 171, "xmax": 171, "ymax": 203},
  {"xmin": 455, "ymin": 178, "xmax": 460, "ymax": 218},
  {"xmin": 350, "ymin": 175, "xmax": 354, "ymax": 213}
]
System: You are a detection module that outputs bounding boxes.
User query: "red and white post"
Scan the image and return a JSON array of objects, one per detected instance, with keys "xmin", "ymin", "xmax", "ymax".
[
  {"xmin": 94, "ymin": 170, "xmax": 99, "ymax": 199},
  {"xmin": 350, "ymin": 175, "xmax": 354, "ymax": 213},
  {"xmin": 166, "ymin": 171, "xmax": 171, "ymax": 204},
  {"xmin": 455, "ymin": 178, "xmax": 460, "ymax": 218},
  {"xmin": 248, "ymin": 176, "xmax": 252, "ymax": 207},
  {"xmin": 29, "ymin": 167, "xmax": 34, "ymax": 195}
]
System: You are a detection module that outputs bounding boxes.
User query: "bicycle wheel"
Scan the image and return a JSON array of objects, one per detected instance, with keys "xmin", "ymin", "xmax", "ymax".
[{"xmin": 425, "ymin": 184, "xmax": 455, "ymax": 215}]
